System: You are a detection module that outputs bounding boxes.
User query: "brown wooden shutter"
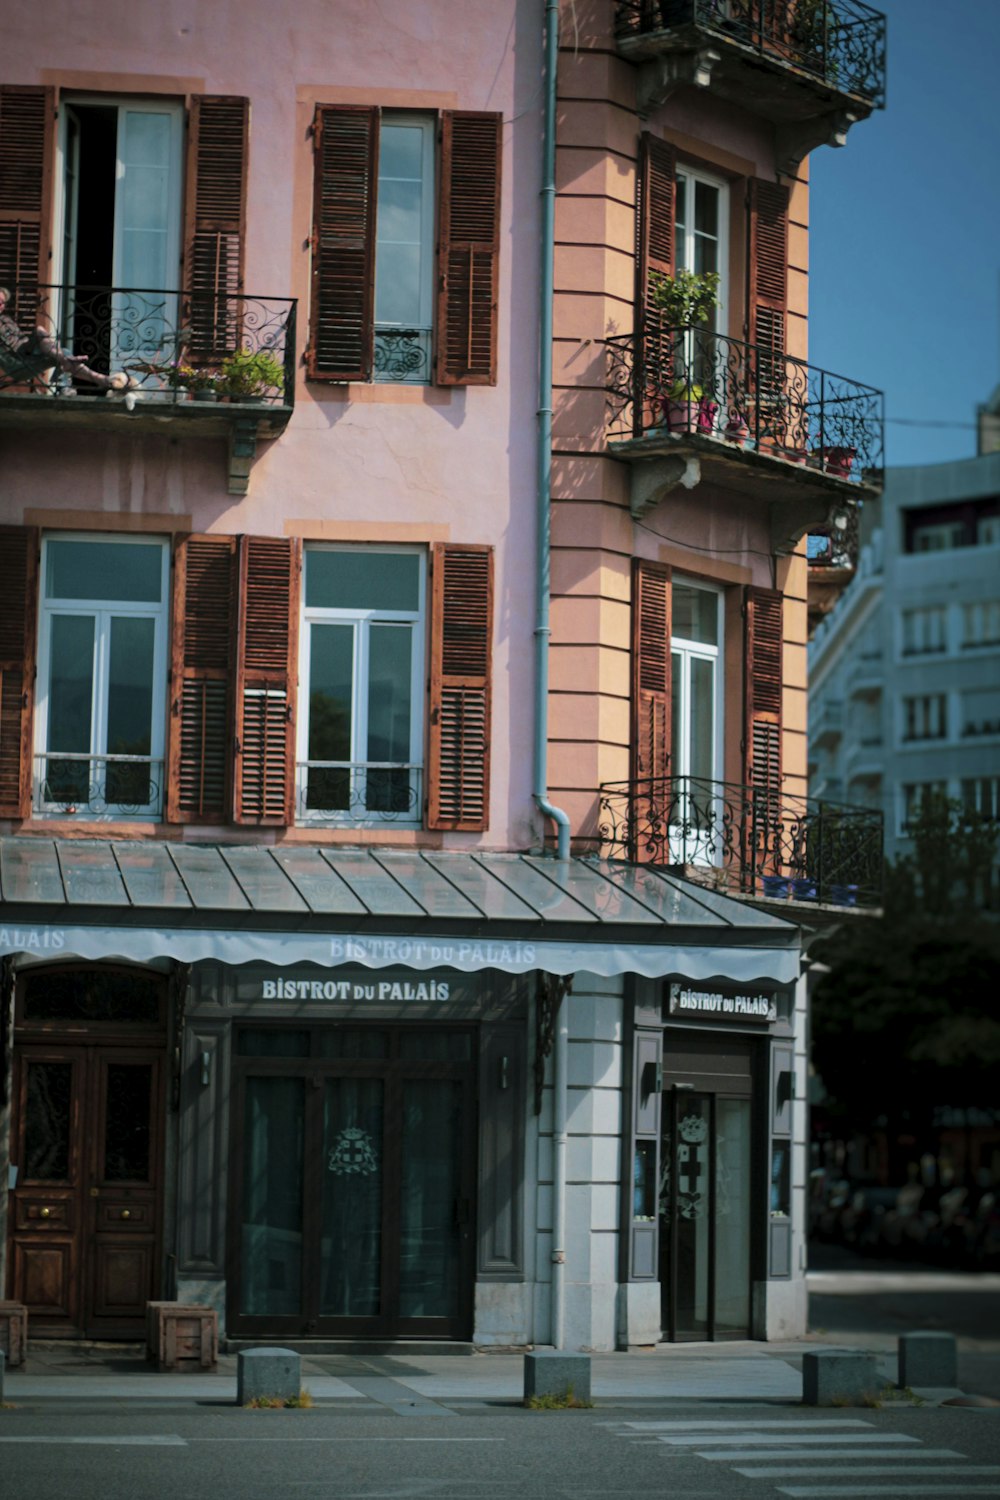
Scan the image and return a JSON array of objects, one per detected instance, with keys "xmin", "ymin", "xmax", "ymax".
[
  {"xmin": 0, "ymin": 525, "xmax": 39, "ymax": 819},
  {"xmin": 631, "ymin": 559, "xmax": 671, "ymax": 784},
  {"xmin": 434, "ymin": 112, "xmax": 502, "ymax": 387},
  {"xmin": 427, "ymin": 543, "xmax": 492, "ymax": 831},
  {"xmin": 165, "ymin": 534, "xmax": 238, "ymax": 824},
  {"xmin": 635, "ymin": 134, "xmax": 676, "ymax": 434},
  {"xmin": 0, "ymin": 85, "xmax": 55, "ymax": 324},
  {"xmin": 183, "ymin": 96, "xmax": 249, "ymax": 362},
  {"xmin": 308, "ymin": 105, "xmax": 379, "ymax": 382},
  {"xmin": 743, "ymin": 585, "xmax": 783, "ymax": 796},
  {"xmin": 748, "ymin": 179, "xmax": 789, "ymax": 400},
  {"xmin": 233, "ymin": 536, "xmax": 301, "ymax": 825}
]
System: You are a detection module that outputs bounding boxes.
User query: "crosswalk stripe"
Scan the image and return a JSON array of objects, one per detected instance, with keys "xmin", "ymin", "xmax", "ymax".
[
  {"xmin": 697, "ymin": 1448, "xmax": 950, "ymax": 1463},
  {"xmin": 622, "ymin": 1419, "xmax": 875, "ymax": 1432},
  {"xmin": 656, "ymin": 1432, "xmax": 921, "ymax": 1448},
  {"xmin": 776, "ymin": 1486, "xmax": 1000, "ymax": 1498},
  {"xmin": 737, "ymin": 1467, "xmax": 1000, "ymax": 1480}
]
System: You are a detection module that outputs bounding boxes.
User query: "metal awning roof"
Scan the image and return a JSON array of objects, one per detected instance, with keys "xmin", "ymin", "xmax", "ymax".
[{"xmin": 0, "ymin": 840, "xmax": 799, "ymax": 984}]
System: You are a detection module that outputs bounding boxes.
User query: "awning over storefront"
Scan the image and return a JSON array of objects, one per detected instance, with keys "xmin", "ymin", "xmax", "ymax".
[{"xmin": 0, "ymin": 840, "xmax": 800, "ymax": 985}]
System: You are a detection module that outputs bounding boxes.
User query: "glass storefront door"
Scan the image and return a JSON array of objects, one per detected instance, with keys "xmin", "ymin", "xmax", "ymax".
[
  {"xmin": 230, "ymin": 1025, "xmax": 476, "ymax": 1340},
  {"xmin": 658, "ymin": 1052, "xmax": 754, "ymax": 1340}
]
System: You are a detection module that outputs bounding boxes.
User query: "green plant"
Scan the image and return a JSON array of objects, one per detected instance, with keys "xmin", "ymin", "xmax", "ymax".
[
  {"xmin": 668, "ymin": 379, "xmax": 703, "ymax": 401},
  {"xmin": 525, "ymin": 1387, "xmax": 593, "ymax": 1410},
  {"xmin": 648, "ymin": 267, "xmax": 719, "ymax": 327},
  {"xmin": 218, "ymin": 345, "xmax": 285, "ymax": 398},
  {"xmin": 183, "ymin": 364, "xmax": 220, "ymax": 394},
  {"xmin": 245, "ymin": 1388, "xmax": 313, "ymax": 1409}
]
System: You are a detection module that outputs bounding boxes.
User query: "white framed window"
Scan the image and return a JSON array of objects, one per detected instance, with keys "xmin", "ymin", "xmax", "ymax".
[
  {"xmin": 34, "ymin": 535, "xmax": 170, "ymax": 819},
  {"xmin": 670, "ymin": 580, "xmax": 724, "ymax": 861},
  {"xmin": 55, "ymin": 99, "xmax": 185, "ymax": 366},
  {"xmin": 961, "ymin": 687, "xmax": 1000, "ymax": 739},
  {"xmin": 900, "ymin": 605, "xmax": 947, "ymax": 657},
  {"xmin": 901, "ymin": 693, "xmax": 947, "ymax": 743},
  {"xmin": 962, "ymin": 600, "xmax": 1000, "ymax": 649},
  {"xmin": 910, "ymin": 519, "xmax": 966, "ymax": 553},
  {"xmin": 674, "ymin": 167, "xmax": 729, "ymax": 406},
  {"xmin": 901, "ymin": 781, "xmax": 948, "ymax": 835},
  {"xmin": 297, "ymin": 547, "xmax": 426, "ymax": 825},
  {"xmin": 675, "ymin": 167, "xmax": 729, "ymax": 329},
  {"xmin": 373, "ymin": 114, "xmax": 436, "ymax": 385},
  {"xmin": 963, "ymin": 776, "xmax": 1000, "ymax": 822}
]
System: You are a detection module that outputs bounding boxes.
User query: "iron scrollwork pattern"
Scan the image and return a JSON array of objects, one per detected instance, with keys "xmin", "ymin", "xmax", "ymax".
[
  {"xmin": 614, "ymin": 0, "xmax": 887, "ymax": 109},
  {"xmin": 373, "ymin": 328, "xmax": 432, "ymax": 384},
  {"xmin": 1, "ymin": 282, "xmax": 296, "ymax": 407},
  {"xmin": 598, "ymin": 774, "xmax": 884, "ymax": 907},
  {"xmin": 534, "ymin": 971, "xmax": 575, "ymax": 1116},
  {"xmin": 605, "ymin": 322, "xmax": 884, "ymax": 485}
]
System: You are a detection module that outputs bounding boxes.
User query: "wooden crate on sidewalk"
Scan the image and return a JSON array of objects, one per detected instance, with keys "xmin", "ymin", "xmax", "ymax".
[
  {"xmin": 0, "ymin": 1302, "xmax": 27, "ymax": 1367},
  {"xmin": 146, "ymin": 1301, "xmax": 218, "ymax": 1371}
]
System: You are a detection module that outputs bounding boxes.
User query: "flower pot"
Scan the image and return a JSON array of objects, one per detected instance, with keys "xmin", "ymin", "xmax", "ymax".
[
  {"xmin": 791, "ymin": 877, "xmax": 818, "ymax": 901},
  {"xmin": 665, "ymin": 398, "xmax": 700, "ymax": 432},
  {"xmin": 819, "ymin": 445, "xmax": 857, "ymax": 477},
  {"xmin": 724, "ymin": 419, "xmax": 749, "ymax": 446},
  {"xmin": 783, "ymin": 447, "xmax": 808, "ymax": 465},
  {"xmin": 761, "ymin": 874, "xmax": 790, "ymax": 899},
  {"xmin": 697, "ymin": 399, "xmax": 718, "ymax": 434},
  {"xmin": 830, "ymin": 883, "xmax": 859, "ymax": 907}
]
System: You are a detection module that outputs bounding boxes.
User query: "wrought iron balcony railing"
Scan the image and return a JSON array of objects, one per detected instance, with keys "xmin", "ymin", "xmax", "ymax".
[
  {"xmin": 598, "ymin": 773, "xmax": 883, "ymax": 906},
  {"xmin": 297, "ymin": 762, "xmax": 423, "ymax": 826},
  {"xmin": 614, "ymin": 0, "xmax": 887, "ymax": 108},
  {"xmin": 1, "ymin": 283, "xmax": 296, "ymax": 407},
  {"xmin": 606, "ymin": 322, "xmax": 884, "ymax": 485},
  {"xmin": 34, "ymin": 753, "xmax": 164, "ymax": 820},
  {"xmin": 808, "ymin": 496, "xmax": 861, "ymax": 570}
]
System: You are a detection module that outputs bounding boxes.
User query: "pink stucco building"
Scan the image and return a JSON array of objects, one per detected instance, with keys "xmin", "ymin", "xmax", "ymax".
[{"xmin": 0, "ymin": 0, "xmax": 883, "ymax": 1353}]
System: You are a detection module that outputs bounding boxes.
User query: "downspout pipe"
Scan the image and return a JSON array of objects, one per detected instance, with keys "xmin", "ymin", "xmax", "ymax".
[
  {"xmin": 551, "ymin": 998, "xmax": 569, "ymax": 1349},
  {"xmin": 534, "ymin": 0, "xmax": 571, "ymax": 863}
]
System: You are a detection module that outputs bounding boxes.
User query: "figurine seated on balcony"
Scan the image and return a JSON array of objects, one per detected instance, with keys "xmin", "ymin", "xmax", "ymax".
[{"xmin": 0, "ymin": 287, "xmax": 136, "ymax": 396}]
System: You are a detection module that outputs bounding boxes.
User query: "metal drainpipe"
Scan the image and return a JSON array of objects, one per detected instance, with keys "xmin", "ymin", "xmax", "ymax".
[
  {"xmin": 551, "ymin": 998, "xmax": 570, "ymax": 1348},
  {"xmin": 537, "ymin": 0, "xmax": 571, "ymax": 1350},
  {"xmin": 534, "ymin": 0, "xmax": 571, "ymax": 864}
]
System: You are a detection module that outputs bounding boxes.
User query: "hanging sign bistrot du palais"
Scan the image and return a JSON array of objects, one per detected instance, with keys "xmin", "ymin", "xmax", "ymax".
[{"xmin": 667, "ymin": 979, "xmax": 781, "ymax": 1024}]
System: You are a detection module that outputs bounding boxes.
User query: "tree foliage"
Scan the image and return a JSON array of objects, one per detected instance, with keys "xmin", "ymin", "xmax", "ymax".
[{"xmin": 810, "ymin": 793, "xmax": 1000, "ymax": 1140}]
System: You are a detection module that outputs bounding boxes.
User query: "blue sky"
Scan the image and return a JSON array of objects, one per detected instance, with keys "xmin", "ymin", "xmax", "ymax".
[{"xmin": 808, "ymin": 0, "xmax": 1000, "ymax": 470}]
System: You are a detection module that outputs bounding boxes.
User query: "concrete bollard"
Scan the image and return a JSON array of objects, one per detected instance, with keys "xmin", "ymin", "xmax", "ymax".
[
  {"xmin": 524, "ymin": 1350, "xmax": 592, "ymax": 1404},
  {"xmin": 802, "ymin": 1349, "xmax": 879, "ymax": 1406},
  {"xmin": 236, "ymin": 1346, "xmax": 301, "ymax": 1406},
  {"xmin": 898, "ymin": 1331, "xmax": 957, "ymax": 1388}
]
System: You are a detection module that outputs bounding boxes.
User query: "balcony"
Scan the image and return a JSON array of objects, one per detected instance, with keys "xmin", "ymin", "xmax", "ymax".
[
  {"xmin": 297, "ymin": 762, "xmax": 424, "ymax": 829},
  {"xmin": 605, "ymin": 322, "xmax": 883, "ymax": 548},
  {"xmin": 807, "ymin": 498, "xmax": 861, "ymax": 632},
  {"xmin": 614, "ymin": 0, "xmax": 886, "ymax": 173},
  {"xmin": 598, "ymin": 773, "xmax": 883, "ymax": 908},
  {"xmin": 0, "ymin": 283, "xmax": 296, "ymax": 495},
  {"xmin": 811, "ymin": 697, "xmax": 843, "ymax": 749},
  {"xmin": 34, "ymin": 753, "xmax": 164, "ymax": 821}
]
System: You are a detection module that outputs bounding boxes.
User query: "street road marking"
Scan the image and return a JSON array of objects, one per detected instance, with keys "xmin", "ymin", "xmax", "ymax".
[
  {"xmin": 698, "ymin": 1448, "xmax": 949, "ymax": 1463},
  {"xmin": 624, "ymin": 1419, "xmax": 875, "ymax": 1431},
  {"xmin": 655, "ymin": 1432, "xmax": 921, "ymax": 1447},
  {"xmin": 776, "ymin": 1488, "xmax": 1000, "ymax": 1498},
  {"xmin": 0, "ymin": 1436, "xmax": 188, "ymax": 1445},
  {"xmin": 738, "ymin": 1467, "xmax": 1000, "ymax": 1480},
  {"xmin": 185, "ymin": 1436, "xmax": 506, "ymax": 1443}
]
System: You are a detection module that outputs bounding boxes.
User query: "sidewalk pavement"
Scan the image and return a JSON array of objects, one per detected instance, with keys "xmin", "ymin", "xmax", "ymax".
[{"xmin": 1, "ymin": 1334, "xmax": 963, "ymax": 1407}]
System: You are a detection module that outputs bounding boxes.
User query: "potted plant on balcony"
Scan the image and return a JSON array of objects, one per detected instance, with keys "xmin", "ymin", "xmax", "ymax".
[
  {"xmin": 648, "ymin": 267, "xmax": 720, "ymax": 431},
  {"xmin": 815, "ymin": 444, "xmax": 857, "ymax": 477},
  {"xmin": 217, "ymin": 346, "xmax": 285, "ymax": 402}
]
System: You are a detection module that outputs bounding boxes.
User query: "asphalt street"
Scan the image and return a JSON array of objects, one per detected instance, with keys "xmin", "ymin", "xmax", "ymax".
[
  {"xmin": 1, "ymin": 1400, "xmax": 999, "ymax": 1499},
  {"xmin": 807, "ymin": 1241, "xmax": 1000, "ymax": 1401}
]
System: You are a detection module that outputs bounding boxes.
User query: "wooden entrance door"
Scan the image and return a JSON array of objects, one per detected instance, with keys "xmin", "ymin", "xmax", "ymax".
[
  {"xmin": 228, "ymin": 1025, "xmax": 478, "ymax": 1341},
  {"xmin": 8, "ymin": 1042, "xmax": 165, "ymax": 1337}
]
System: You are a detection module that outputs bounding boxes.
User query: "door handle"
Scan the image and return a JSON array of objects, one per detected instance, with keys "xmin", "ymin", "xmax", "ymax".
[
  {"xmin": 40, "ymin": 1206, "xmax": 52, "ymax": 1219},
  {"xmin": 120, "ymin": 1209, "xmax": 131, "ymax": 1221}
]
